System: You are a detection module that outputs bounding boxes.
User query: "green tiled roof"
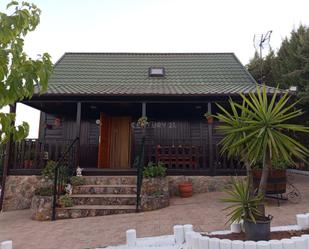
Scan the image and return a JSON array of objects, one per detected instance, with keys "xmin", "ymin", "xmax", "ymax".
[{"xmin": 43, "ymin": 52, "xmax": 264, "ymax": 96}]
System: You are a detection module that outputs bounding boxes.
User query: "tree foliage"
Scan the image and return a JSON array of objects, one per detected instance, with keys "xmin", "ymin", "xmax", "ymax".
[
  {"xmin": 247, "ymin": 25, "xmax": 309, "ymax": 92},
  {"xmin": 215, "ymin": 85, "xmax": 309, "ymax": 195},
  {"xmin": 0, "ymin": 1, "xmax": 52, "ymax": 144}
]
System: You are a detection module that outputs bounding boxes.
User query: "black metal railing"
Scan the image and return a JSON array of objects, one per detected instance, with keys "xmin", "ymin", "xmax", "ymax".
[
  {"xmin": 51, "ymin": 137, "xmax": 79, "ymax": 221},
  {"xmin": 135, "ymin": 136, "xmax": 146, "ymax": 212}
]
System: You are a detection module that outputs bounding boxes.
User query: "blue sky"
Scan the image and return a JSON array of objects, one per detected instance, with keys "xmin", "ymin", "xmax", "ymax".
[{"xmin": 1, "ymin": 0, "xmax": 309, "ymax": 137}]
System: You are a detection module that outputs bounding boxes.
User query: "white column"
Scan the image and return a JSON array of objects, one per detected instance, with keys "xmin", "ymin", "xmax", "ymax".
[
  {"xmin": 184, "ymin": 224, "xmax": 194, "ymax": 242},
  {"xmin": 269, "ymin": 240, "xmax": 283, "ymax": 249},
  {"xmin": 192, "ymin": 233, "xmax": 202, "ymax": 249},
  {"xmin": 257, "ymin": 241, "xmax": 271, "ymax": 249},
  {"xmin": 174, "ymin": 225, "xmax": 184, "ymax": 245},
  {"xmin": 301, "ymin": 235, "xmax": 309, "ymax": 249},
  {"xmin": 296, "ymin": 214, "xmax": 309, "ymax": 229},
  {"xmin": 291, "ymin": 237, "xmax": 307, "ymax": 249},
  {"xmin": 244, "ymin": 241, "xmax": 257, "ymax": 249},
  {"xmin": 199, "ymin": 236, "xmax": 209, "ymax": 249},
  {"xmin": 209, "ymin": 238, "xmax": 220, "ymax": 249},
  {"xmin": 232, "ymin": 240, "xmax": 244, "ymax": 249},
  {"xmin": 0, "ymin": 241, "xmax": 12, "ymax": 249},
  {"xmin": 186, "ymin": 231, "xmax": 196, "ymax": 249},
  {"xmin": 220, "ymin": 239, "xmax": 232, "ymax": 249},
  {"xmin": 126, "ymin": 229, "xmax": 136, "ymax": 247},
  {"xmin": 281, "ymin": 239, "xmax": 296, "ymax": 249}
]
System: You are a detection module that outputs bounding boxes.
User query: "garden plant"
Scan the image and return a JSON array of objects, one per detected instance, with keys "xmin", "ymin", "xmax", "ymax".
[{"xmin": 215, "ymin": 85, "xmax": 309, "ymax": 240}]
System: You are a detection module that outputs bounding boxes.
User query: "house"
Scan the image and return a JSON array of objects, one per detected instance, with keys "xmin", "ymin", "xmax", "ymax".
[{"xmin": 1, "ymin": 53, "xmax": 276, "ymax": 214}]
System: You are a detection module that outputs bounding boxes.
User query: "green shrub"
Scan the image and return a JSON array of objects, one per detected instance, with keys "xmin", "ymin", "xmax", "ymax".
[
  {"xmin": 253, "ymin": 158, "xmax": 288, "ymax": 170},
  {"xmin": 221, "ymin": 178, "xmax": 264, "ymax": 224},
  {"xmin": 42, "ymin": 160, "xmax": 57, "ymax": 180},
  {"xmin": 35, "ymin": 187, "xmax": 53, "ymax": 196},
  {"xmin": 143, "ymin": 162, "xmax": 167, "ymax": 178},
  {"xmin": 70, "ymin": 176, "xmax": 86, "ymax": 186},
  {"xmin": 59, "ymin": 195, "xmax": 73, "ymax": 207}
]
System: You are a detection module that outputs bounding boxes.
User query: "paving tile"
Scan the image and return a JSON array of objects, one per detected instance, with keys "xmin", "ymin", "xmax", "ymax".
[{"xmin": 0, "ymin": 173, "xmax": 308, "ymax": 249}]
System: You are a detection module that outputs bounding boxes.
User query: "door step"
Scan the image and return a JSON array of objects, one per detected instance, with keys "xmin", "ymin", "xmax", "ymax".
[
  {"xmin": 70, "ymin": 194, "xmax": 136, "ymax": 206},
  {"xmin": 82, "ymin": 176, "xmax": 137, "ymax": 185},
  {"xmin": 55, "ymin": 177, "xmax": 139, "ymax": 219},
  {"xmin": 56, "ymin": 205, "xmax": 136, "ymax": 219},
  {"xmin": 72, "ymin": 184, "xmax": 136, "ymax": 195}
]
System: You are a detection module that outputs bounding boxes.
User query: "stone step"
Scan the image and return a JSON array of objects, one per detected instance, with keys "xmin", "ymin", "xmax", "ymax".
[
  {"xmin": 73, "ymin": 184, "xmax": 137, "ymax": 195},
  {"xmin": 82, "ymin": 176, "xmax": 137, "ymax": 185},
  {"xmin": 56, "ymin": 205, "xmax": 136, "ymax": 219},
  {"xmin": 70, "ymin": 194, "xmax": 136, "ymax": 206}
]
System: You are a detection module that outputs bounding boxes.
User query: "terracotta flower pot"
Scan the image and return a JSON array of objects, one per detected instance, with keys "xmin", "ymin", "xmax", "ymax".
[
  {"xmin": 178, "ymin": 182, "xmax": 193, "ymax": 198},
  {"xmin": 207, "ymin": 116, "xmax": 214, "ymax": 124}
]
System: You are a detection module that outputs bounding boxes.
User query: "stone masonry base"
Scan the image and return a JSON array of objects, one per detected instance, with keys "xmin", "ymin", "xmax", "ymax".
[{"xmin": 3, "ymin": 175, "xmax": 240, "ymax": 211}]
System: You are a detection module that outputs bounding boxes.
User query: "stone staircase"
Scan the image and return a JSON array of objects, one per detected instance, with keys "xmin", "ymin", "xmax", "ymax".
[{"xmin": 56, "ymin": 176, "xmax": 137, "ymax": 219}]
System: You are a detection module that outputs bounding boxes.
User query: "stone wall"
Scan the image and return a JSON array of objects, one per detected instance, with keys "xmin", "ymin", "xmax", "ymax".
[
  {"xmin": 3, "ymin": 175, "xmax": 242, "ymax": 212},
  {"xmin": 30, "ymin": 195, "xmax": 52, "ymax": 221},
  {"xmin": 167, "ymin": 176, "xmax": 245, "ymax": 196},
  {"xmin": 3, "ymin": 175, "xmax": 42, "ymax": 211},
  {"xmin": 141, "ymin": 177, "xmax": 170, "ymax": 211}
]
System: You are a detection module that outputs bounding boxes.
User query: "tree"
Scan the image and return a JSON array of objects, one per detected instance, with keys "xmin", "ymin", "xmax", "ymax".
[
  {"xmin": 0, "ymin": 1, "xmax": 53, "ymax": 144},
  {"xmin": 215, "ymin": 85, "xmax": 309, "ymax": 196},
  {"xmin": 247, "ymin": 25, "xmax": 309, "ymax": 91}
]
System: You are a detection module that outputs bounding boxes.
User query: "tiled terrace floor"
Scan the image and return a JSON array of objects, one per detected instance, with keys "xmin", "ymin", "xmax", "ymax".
[{"xmin": 0, "ymin": 173, "xmax": 308, "ymax": 249}]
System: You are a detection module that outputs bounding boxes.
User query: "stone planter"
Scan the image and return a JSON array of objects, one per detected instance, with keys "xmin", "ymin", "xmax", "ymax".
[
  {"xmin": 141, "ymin": 177, "xmax": 170, "ymax": 211},
  {"xmin": 30, "ymin": 195, "xmax": 52, "ymax": 221},
  {"xmin": 141, "ymin": 194, "xmax": 169, "ymax": 211}
]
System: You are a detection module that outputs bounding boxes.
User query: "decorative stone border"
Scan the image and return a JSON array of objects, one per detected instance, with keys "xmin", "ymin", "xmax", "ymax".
[
  {"xmin": 0, "ymin": 240, "xmax": 12, "ymax": 249},
  {"xmin": 101, "ymin": 213, "xmax": 309, "ymax": 249}
]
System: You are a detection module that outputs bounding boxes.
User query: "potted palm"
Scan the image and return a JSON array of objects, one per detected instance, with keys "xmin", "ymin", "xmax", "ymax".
[
  {"xmin": 215, "ymin": 85, "xmax": 309, "ymax": 240},
  {"xmin": 221, "ymin": 178, "xmax": 271, "ymax": 240}
]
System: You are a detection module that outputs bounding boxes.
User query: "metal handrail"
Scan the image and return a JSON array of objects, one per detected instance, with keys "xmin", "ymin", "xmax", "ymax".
[
  {"xmin": 51, "ymin": 137, "xmax": 79, "ymax": 221},
  {"xmin": 135, "ymin": 136, "xmax": 145, "ymax": 212}
]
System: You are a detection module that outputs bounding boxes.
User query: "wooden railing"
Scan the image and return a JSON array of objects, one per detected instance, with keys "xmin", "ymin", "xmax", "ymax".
[
  {"xmin": 9, "ymin": 139, "xmax": 77, "ymax": 173},
  {"xmin": 141, "ymin": 139, "xmax": 245, "ymax": 174}
]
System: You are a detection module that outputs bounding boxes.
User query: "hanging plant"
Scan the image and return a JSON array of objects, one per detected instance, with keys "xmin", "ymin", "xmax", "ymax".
[
  {"xmin": 138, "ymin": 116, "xmax": 148, "ymax": 128},
  {"xmin": 204, "ymin": 112, "xmax": 213, "ymax": 124}
]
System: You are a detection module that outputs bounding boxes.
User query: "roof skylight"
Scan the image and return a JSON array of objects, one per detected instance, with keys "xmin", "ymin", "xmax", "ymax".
[{"xmin": 149, "ymin": 67, "xmax": 165, "ymax": 77}]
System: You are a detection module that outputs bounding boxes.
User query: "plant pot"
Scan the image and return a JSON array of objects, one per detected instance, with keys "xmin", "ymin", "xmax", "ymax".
[
  {"xmin": 243, "ymin": 216, "xmax": 272, "ymax": 241},
  {"xmin": 207, "ymin": 116, "xmax": 214, "ymax": 124},
  {"xmin": 178, "ymin": 182, "xmax": 193, "ymax": 198},
  {"xmin": 253, "ymin": 169, "xmax": 287, "ymax": 194},
  {"xmin": 24, "ymin": 160, "xmax": 33, "ymax": 168}
]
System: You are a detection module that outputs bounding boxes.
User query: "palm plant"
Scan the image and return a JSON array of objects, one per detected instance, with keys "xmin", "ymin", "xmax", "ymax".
[
  {"xmin": 215, "ymin": 85, "xmax": 309, "ymax": 195},
  {"xmin": 221, "ymin": 178, "xmax": 264, "ymax": 224}
]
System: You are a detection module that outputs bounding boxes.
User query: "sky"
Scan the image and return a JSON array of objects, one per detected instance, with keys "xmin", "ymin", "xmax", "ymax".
[{"xmin": 1, "ymin": 0, "xmax": 309, "ymax": 138}]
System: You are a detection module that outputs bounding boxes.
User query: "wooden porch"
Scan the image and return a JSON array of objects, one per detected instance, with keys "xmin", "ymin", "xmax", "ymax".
[
  {"xmin": 5, "ymin": 100, "xmax": 246, "ymax": 176},
  {"xmin": 6, "ymin": 137, "xmax": 245, "ymax": 176}
]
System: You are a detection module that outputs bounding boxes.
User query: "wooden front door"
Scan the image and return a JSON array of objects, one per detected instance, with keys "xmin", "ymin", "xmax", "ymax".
[{"xmin": 98, "ymin": 114, "xmax": 131, "ymax": 169}]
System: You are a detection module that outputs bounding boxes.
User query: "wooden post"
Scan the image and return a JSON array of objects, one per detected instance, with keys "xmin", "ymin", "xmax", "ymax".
[
  {"xmin": 0, "ymin": 104, "xmax": 16, "ymax": 211},
  {"xmin": 142, "ymin": 102, "xmax": 146, "ymax": 117},
  {"xmin": 207, "ymin": 102, "xmax": 215, "ymax": 175},
  {"xmin": 75, "ymin": 102, "xmax": 81, "ymax": 168}
]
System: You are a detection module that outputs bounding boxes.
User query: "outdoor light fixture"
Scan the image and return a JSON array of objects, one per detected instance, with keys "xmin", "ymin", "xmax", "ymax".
[{"xmin": 289, "ymin": 86, "xmax": 297, "ymax": 92}]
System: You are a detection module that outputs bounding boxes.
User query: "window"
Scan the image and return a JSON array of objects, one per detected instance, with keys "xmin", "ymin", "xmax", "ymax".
[{"xmin": 149, "ymin": 67, "xmax": 165, "ymax": 77}]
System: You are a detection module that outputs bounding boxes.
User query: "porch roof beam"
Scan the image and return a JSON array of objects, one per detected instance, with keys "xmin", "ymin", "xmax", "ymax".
[{"xmin": 22, "ymin": 100, "xmax": 227, "ymax": 104}]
